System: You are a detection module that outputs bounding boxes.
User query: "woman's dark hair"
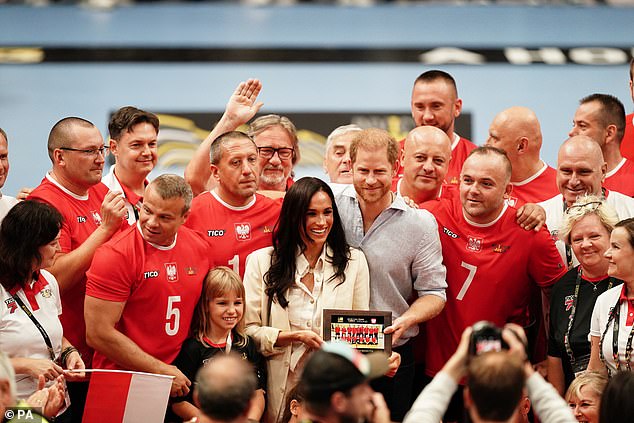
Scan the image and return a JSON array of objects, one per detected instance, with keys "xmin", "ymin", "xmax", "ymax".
[
  {"xmin": 599, "ymin": 371, "xmax": 634, "ymax": 423},
  {"xmin": 264, "ymin": 177, "xmax": 350, "ymax": 308},
  {"xmin": 0, "ymin": 200, "xmax": 63, "ymax": 291},
  {"xmin": 615, "ymin": 217, "xmax": 634, "ymax": 249}
]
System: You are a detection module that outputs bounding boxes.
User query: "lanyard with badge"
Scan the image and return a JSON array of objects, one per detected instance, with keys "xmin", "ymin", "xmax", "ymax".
[
  {"xmin": 12, "ymin": 293, "xmax": 57, "ymax": 362},
  {"xmin": 599, "ymin": 294, "xmax": 634, "ymax": 375},
  {"xmin": 564, "ymin": 266, "xmax": 614, "ymax": 376}
]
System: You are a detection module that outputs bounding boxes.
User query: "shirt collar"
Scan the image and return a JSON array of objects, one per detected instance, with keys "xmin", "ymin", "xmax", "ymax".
[
  {"xmin": 618, "ymin": 283, "xmax": 633, "ymax": 303},
  {"xmin": 115, "ymin": 170, "xmax": 146, "ymax": 207},
  {"xmin": 296, "ymin": 246, "xmax": 328, "ymax": 277}
]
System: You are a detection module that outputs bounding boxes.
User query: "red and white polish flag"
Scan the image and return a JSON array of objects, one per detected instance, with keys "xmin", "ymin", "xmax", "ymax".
[{"xmin": 81, "ymin": 370, "xmax": 173, "ymax": 423}]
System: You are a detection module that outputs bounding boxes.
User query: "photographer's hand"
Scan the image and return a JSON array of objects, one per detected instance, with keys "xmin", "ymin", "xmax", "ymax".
[{"xmin": 502, "ymin": 324, "xmax": 533, "ymax": 376}]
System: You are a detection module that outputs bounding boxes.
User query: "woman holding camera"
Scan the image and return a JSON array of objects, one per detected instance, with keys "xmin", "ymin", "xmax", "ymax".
[
  {"xmin": 588, "ymin": 217, "xmax": 634, "ymax": 375},
  {"xmin": 244, "ymin": 177, "xmax": 371, "ymax": 423},
  {"xmin": 547, "ymin": 195, "xmax": 620, "ymax": 395}
]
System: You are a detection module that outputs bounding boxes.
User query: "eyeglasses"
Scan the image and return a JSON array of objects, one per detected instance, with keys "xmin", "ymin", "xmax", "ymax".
[
  {"xmin": 59, "ymin": 146, "xmax": 109, "ymax": 157},
  {"xmin": 565, "ymin": 200, "xmax": 603, "ymax": 214},
  {"xmin": 257, "ymin": 146, "xmax": 294, "ymax": 160}
]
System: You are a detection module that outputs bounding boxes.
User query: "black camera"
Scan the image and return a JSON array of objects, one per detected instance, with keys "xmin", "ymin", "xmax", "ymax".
[{"xmin": 468, "ymin": 321, "xmax": 508, "ymax": 356}]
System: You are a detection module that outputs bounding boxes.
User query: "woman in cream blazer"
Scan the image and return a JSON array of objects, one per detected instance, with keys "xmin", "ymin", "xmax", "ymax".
[{"xmin": 244, "ymin": 178, "xmax": 370, "ymax": 423}]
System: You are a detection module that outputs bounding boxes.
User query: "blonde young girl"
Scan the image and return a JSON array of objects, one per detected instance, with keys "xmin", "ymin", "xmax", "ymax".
[{"xmin": 171, "ymin": 267, "xmax": 266, "ymax": 422}]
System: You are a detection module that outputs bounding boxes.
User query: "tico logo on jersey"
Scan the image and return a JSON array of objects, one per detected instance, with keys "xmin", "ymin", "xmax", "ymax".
[
  {"xmin": 466, "ymin": 236, "xmax": 483, "ymax": 252},
  {"xmin": 235, "ymin": 223, "xmax": 251, "ymax": 241},
  {"xmin": 207, "ymin": 229, "xmax": 226, "ymax": 237},
  {"xmin": 443, "ymin": 227, "xmax": 459, "ymax": 239},
  {"xmin": 144, "ymin": 270, "xmax": 159, "ymax": 279},
  {"xmin": 165, "ymin": 263, "xmax": 178, "ymax": 282}
]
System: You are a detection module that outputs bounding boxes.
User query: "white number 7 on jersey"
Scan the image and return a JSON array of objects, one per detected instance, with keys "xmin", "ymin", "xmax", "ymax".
[{"xmin": 457, "ymin": 262, "xmax": 478, "ymax": 300}]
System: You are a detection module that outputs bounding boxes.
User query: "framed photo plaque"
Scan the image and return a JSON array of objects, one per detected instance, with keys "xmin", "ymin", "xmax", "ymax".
[{"xmin": 323, "ymin": 309, "xmax": 392, "ymax": 355}]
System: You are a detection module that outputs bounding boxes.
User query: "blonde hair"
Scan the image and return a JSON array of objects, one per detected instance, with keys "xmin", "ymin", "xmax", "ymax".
[
  {"xmin": 560, "ymin": 194, "xmax": 618, "ymax": 244},
  {"xmin": 349, "ymin": 128, "xmax": 399, "ymax": 166},
  {"xmin": 193, "ymin": 266, "xmax": 248, "ymax": 348},
  {"xmin": 565, "ymin": 371, "xmax": 608, "ymax": 402}
]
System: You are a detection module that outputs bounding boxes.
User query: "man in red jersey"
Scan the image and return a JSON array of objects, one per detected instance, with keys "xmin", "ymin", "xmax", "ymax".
[
  {"xmin": 185, "ymin": 131, "xmax": 281, "ymax": 278},
  {"xmin": 421, "ymin": 147, "xmax": 565, "ymax": 423},
  {"xmin": 396, "ymin": 126, "xmax": 453, "ymax": 206},
  {"xmin": 28, "ymin": 117, "xmax": 127, "ymax": 418},
  {"xmin": 398, "ymin": 126, "xmax": 546, "ymax": 231},
  {"xmin": 396, "ymin": 70, "xmax": 477, "ymax": 185},
  {"xmin": 85, "ymin": 175, "xmax": 212, "ymax": 398},
  {"xmin": 569, "ymin": 93, "xmax": 634, "ymax": 197},
  {"xmin": 620, "ymin": 58, "xmax": 634, "ymax": 160},
  {"xmin": 103, "ymin": 106, "xmax": 159, "ymax": 224},
  {"xmin": 486, "ymin": 106, "xmax": 558, "ymax": 206}
]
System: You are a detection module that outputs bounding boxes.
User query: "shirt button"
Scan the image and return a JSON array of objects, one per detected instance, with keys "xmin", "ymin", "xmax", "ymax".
[
  {"xmin": 310, "ymin": 299, "xmax": 315, "ymax": 304},
  {"xmin": 307, "ymin": 322, "xmax": 312, "ymax": 327}
]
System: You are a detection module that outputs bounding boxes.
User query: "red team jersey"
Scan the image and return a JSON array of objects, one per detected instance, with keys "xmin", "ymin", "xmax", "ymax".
[
  {"xmin": 621, "ymin": 113, "xmax": 634, "ymax": 161},
  {"xmin": 422, "ymin": 195, "xmax": 566, "ymax": 376},
  {"xmin": 185, "ymin": 191, "xmax": 282, "ymax": 278},
  {"xmin": 604, "ymin": 158, "xmax": 634, "ymax": 197},
  {"xmin": 506, "ymin": 164, "xmax": 558, "ymax": 207},
  {"xmin": 396, "ymin": 135, "xmax": 477, "ymax": 186},
  {"xmin": 86, "ymin": 225, "xmax": 211, "ymax": 369},
  {"xmin": 28, "ymin": 175, "xmax": 112, "ymax": 365}
]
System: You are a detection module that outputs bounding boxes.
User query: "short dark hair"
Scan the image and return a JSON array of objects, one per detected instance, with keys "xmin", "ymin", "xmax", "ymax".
[
  {"xmin": 0, "ymin": 200, "xmax": 63, "ymax": 291},
  {"xmin": 265, "ymin": 177, "xmax": 349, "ymax": 308},
  {"xmin": 47, "ymin": 117, "xmax": 95, "ymax": 162},
  {"xmin": 108, "ymin": 106, "xmax": 159, "ymax": 141},
  {"xmin": 0, "ymin": 128, "xmax": 7, "ymax": 144},
  {"xmin": 196, "ymin": 354, "xmax": 257, "ymax": 422},
  {"xmin": 580, "ymin": 93, "xmax": 626, "ymax": 143},
  {"xmin": 414, "ymin": 70, "xmax": 458, "ymax": 98},
  {"xmin": 600, "ymin": 371, "xmax": 634, "ymax": 423},
  {"xmin": 615, "ymin": 217, "xmax": 634, "ymax": 250},
  {"xmin": 630, "ymin": 57, "xmax": 634, "ymax": 82},
  {"xmin": 149, "ymin": 174, "xmax": 193, "ymax": 215},
  {"xmin": 209, "ymin": 131, "xmax": 256, "ymax": 165},
  {"xmin": 467, "ymin": 146, "xmax": 512, "ymax": 183},
  {"xmin": 467, "ymin": 352, "xmax": 525, "ymax": 421}
]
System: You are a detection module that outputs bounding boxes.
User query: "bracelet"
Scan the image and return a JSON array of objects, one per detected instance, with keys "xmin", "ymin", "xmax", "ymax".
[{"xmin": 60, "ymin": 346, "xmax": 80, "ymax": 366}]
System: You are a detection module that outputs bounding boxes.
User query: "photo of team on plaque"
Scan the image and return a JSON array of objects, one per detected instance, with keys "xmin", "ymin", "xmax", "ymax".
[{"xmin": 323, "ymin": 309, "xmax": 392, "ymax": 354}]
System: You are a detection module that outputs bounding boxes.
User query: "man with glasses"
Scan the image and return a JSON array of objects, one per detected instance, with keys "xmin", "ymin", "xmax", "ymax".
[
  {"xmin": 539, "ymin": 135, "xmax": 634, "ymax": 268},
  {"xmin": 185, "ymin": 79, "xmax": 301, "ymax": 195},
  {"xmin": 28, "ymin": 117, "xmax": 127, "ymax": 419},
  {"xmin": 185, "ymin": 131, "xmax": 281, "ymax": 278},
  {"xmin": 103, "ymin": 106, "xmax": 159, "ymax": 224}
]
